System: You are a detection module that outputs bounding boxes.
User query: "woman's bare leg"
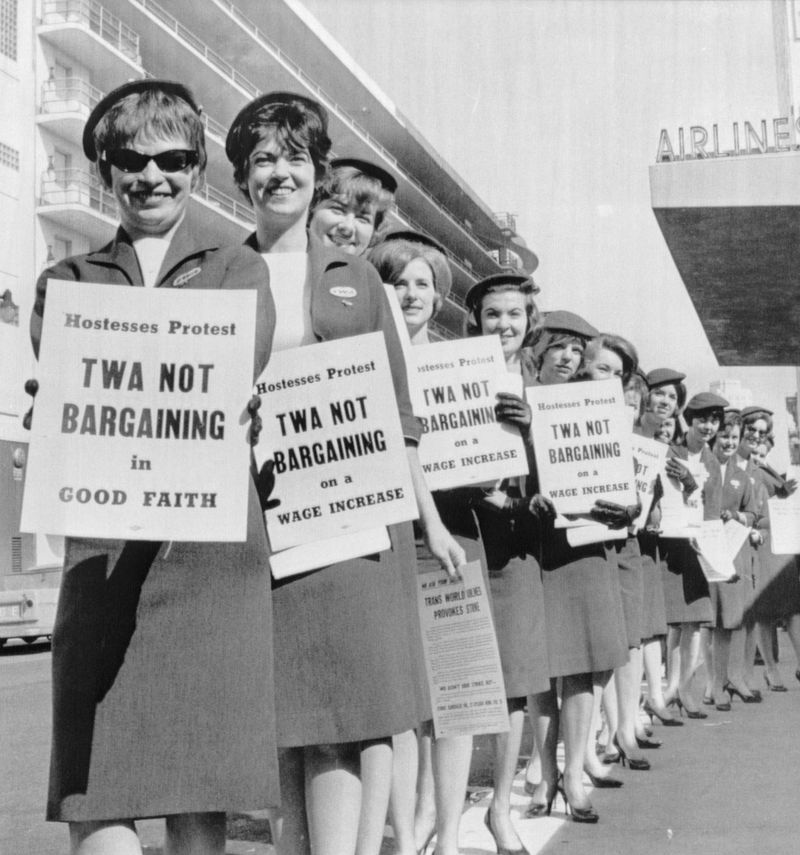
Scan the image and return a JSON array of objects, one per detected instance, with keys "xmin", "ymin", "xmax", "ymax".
[
  {"xmin": 69, "ymin": 821, "xmax": 140, "ymax": 855},
  {"xmin": 386, "ymin": 731, "xmax": 416, "ymax": 855},
  {"xmin": 305, "ymin": 743, "xmax": 363, "ymax": 855},
  {"xmin": 561, "ymin": 673, "xmax": 596, "ymax": 810},
  {"xmin": 431, "ymin": 734, "xmax": 472, "ymax": 855},
  {"xmin": 488, "ymin": 704, "xmax": 526, "ymax": 850},
  {"xmin": 357, "ymin": 738, "xmax": 393, "ymax": 855}
]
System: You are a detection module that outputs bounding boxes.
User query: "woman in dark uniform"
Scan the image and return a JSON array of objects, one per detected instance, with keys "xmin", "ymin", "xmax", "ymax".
[
  {"xmin": 660, "ymin": 392, "xmax": 727, "ymax": 717},
  {"xmin": 740, "ymin": 407, "xmax": 800, "ymax": 690},
  {"xmin": 463, "ymin": 273, "xmax": 550, "ymax": 853},
  {"xmin": 31, "ymin": 80, "xmax": 278, "ymax": 855},
  {"xmin": 637, "ymin": 369, "xmax": 686, "ymax": 728},
  {"xmin": 706, "ymin": 410, "xmax": 759, "ymax": 708},
  {"xmin": 371, "ymin": 231, "xmax": 485, "ymax": 855},
  {"xmin": 224, "ymin": 92, "xmax": 464, "ymax": 855},
  {"xmin": 527, "ymin": 321, "xmax": 631, "ymax": 823}
]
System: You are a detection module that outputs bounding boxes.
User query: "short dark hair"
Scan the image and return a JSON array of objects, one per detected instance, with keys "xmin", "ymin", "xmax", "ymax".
[
  {"xmin": 581, "ymin": 333, "xmax": 639, "ymax": 385},
  {"xmin": 465, "ymin": 283, "xmax": 540, "ymax": 347},
  {"xmin": 368, "ymin": 238, "xmax": 451, "ymax": 315},
  {"xmin": 94, "ymin": 88, "xmax": 206, "ymax": 186},
  {"xmin": 226, "ymin": 95, "xmax": 331, "ymax": 201},
  {"xmin": 312, "ymin": 164, "xmax": 395, "ymax": 239}
]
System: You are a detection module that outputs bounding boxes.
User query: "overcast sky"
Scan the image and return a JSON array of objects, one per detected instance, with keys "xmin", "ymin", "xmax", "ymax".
[{"xmin": 300, "ymin": 0, "xmax": 798, "ymax": 466}]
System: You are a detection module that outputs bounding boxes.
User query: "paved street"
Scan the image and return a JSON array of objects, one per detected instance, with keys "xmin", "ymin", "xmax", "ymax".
[{"xmin": 2, "ymin": 636, "xmax": 799, "ymax": 855}]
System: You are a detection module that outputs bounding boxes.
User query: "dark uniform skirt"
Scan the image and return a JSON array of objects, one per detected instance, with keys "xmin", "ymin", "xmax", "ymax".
[
  {"xmin": 616, "ymin": 536, "xmax": 644, "ymax": 648},
  {"xmin": 47, "ymin": 485, "xmax": 278, "ymax": 822},
  {"xmin": 745, "ymin": 533, "xmax": 800, "ymax": 622},
  {"xmin": 540, "ymin": 531, "xmax": 628, "ymax": 678},
  {"xmin": 659, "ymin": 538, "xmax": 712, "ymax": 624},
  {"xmin": 638, "ymin": 531, "xmax": 667, "ymax": 639},
  {"xmin": 474, "ymin": 511, "xmax": 550, "ymax": 698},
  {"xmin": 272, "ymin": 521, "xmax": 423, "ymax": 747}
]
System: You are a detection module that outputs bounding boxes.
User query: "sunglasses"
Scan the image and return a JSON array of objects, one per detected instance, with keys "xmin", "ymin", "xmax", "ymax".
[{"xmin": 104, "ymin": 148, "xmax": 199, "ymax": 173}]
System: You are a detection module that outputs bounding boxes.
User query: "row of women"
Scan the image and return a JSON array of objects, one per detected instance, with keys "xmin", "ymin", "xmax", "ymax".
[{"xmin": 30, "ymin": 79, "xmax": 800, "ymax": 855}]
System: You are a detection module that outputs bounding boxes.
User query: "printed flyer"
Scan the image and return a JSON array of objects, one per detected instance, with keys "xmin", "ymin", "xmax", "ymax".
[{"xmin": 417, "ymin": 560, "xmax": 509, "ymax": 738}]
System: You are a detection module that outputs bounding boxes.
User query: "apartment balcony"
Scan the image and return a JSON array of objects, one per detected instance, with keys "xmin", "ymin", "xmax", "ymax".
[
  {"xmin": 37, "ymin": 167, "xmax": 254, "ymax": 251},
  {"xmin": 38, "ymin": 0, "xmax": 143, "ymax": 84},
  {"xmin": 37, "ymin": 77, "xmax": 104, "ymax": 145},
  {"xmin": 38, "ymin": 167, "xmax": 118, "ymax": 246}
]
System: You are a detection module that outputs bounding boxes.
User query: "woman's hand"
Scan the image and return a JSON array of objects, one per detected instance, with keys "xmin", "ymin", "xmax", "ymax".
[
  {"xmin": 255, "ymin": 459, "xmax": 280, "ymax": 512},
  {"xmin": 589, "ymin": 499, "xmax": 641, "ymax": 529},
  {"xmin": 528, "ymin": 494, "xmax": 556, "ymax": 522},
  {"xmin": 749, "ymin": 529, "xmax": 764, "ymax": 546},
  {"xmin": 494, "ymin": 392, "xmax": 532, "ymax": 430},
  {"xmin": 720, "ymin": 510, "xmax": 734, "ymax": 523},
  {"xmin": 778, "ymin": 478, "xmax": 798, "ymax": 498},
  {"xmin": 424, "ymin": 520, "xmax": 466, "ymax": 580},
  {"xmin": 247, "ymin": 394, "xmax": 262, "ymax": 446},
  {"xmin": 22, "ymin": 378, "xmax": 38, "ymax": 430},
  {"xmin": 665, "ymin": 457, "xmax": 698, "ymax": 494}
]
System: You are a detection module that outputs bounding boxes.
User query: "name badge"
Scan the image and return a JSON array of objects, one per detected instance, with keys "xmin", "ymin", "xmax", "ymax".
[{"xmin": 330, "ymin": 286, "xmax": 357, "ymax": 299}]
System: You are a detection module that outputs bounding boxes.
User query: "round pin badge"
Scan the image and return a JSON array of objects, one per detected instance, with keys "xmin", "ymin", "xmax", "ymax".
[{"xmin": 330, "ymin": 286, "xmax": 357, "ymax": 298}]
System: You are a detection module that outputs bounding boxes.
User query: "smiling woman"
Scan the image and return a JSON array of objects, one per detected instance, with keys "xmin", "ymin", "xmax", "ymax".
[{"xmin": 30, "ymin": 79, "xmax": 278, "ymax": 855}]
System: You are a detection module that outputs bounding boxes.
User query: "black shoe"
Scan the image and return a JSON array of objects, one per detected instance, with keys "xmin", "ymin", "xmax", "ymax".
[
  {"xmin": 636, "ymin": 734, "xmax": 662, "ymax": 749},
  {"xmin": 586, "ymin": 771, "xmax": 624, "ymax": 788},
  {"xmin": 724, "ymin": 681, "xmax": 758, "ymax": 703},
  {"xmin": 764, "ymin": 673, "xmax": 787, "ymax": 692},
  {"xmin": 484, "ymin": 809, "xmax": 530, "ymax": 854},
  {"xmin": 524, "ymin": 780, "xmax": 559, "ymax": 818},
  {"xmin": 643, "ymin": 699, "xmax": 683, "ymax": 726},
  {"xmin": 613, "ymin": 735, "xmax": 651, "ymax": 770},
  {"xmin": 675, "ymin": 694, "xmax": 708, "ymax": 719},
  {"xmin": 557, "ymin": 777, "xmax": 599, "ymax": 824}
]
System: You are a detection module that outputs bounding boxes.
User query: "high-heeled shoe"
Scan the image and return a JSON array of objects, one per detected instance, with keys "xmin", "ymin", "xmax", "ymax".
[
  {"xmin": 749, "ymin": 688, "xmax": 763, "ymax": 702},
  {"xmin": 557, "ymin": 777, "xmax": 599, "ymax": 824},
  {"xmin": 483, "ymin": 808, "xmax": 530, "ymax": 854},
  {"xmin": 643, "ymin": 699, "xmax": 683, "ymax": 726},
  {"xmin": 585, "ymin": 770, "xmax": 624, "ymax": 788},
  {"xmin": 674, "ymin": 694, "xmax": 708, "ymax": 719},
  {"xmin": 764, "ymin": 672, "xmax": 787, "ymax": 692},
  {"xmin": 715, "ymin": 699, "xmax": 731, "ymax": 711},
  {"xmin": 600, "ymin": 748, "xmax": 620, "ymax": 764},
  {"xmin": 612, "ymin": 735, "xmax": 651, "ymax": 770},
  {"xmin": 636, "ymin": 734, "xmax": 662, "ymax": 749},
  {"xmin": 724, "ymin": 681, "xmax": 758, "ymax": 703},
  {"xmin": 525, "ymin": 779, "xmax": 559, "ymax": 817},
  {"xmin": 702, "ymin": 692, "xmax": 715, "ymax": 706},
  {"xmin": 795, "ymin": 669, "xmax": 800, "ymax": 684}
]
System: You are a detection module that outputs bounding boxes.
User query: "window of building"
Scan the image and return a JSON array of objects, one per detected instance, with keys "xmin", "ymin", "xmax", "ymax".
[
  {"xmin": 0, "ymin": 141, "xmax": 19, "ymax": 171},
  {"xmin": 0, "ymin": 0, "xmax": 17, "ymax": 62}
]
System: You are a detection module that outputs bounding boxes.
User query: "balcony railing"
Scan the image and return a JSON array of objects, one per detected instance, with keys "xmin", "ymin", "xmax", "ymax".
[
  {"xmin": 39, "ymin": 168, "xmax": 255, "ymax": 229},
  {"xmin": 194, "ymin": 182, "xmax": 255, "ymax": 226},
  {"xmin": 40, "ymin": 76, "xmax": 103, "ymax": 115},
  {"xmin": 40, "ymin": 167, "xmax": 117, "ymax": 218},
  {"xmin": 41, "ymin": 0, "xmax": 141, "ymax": 64}
]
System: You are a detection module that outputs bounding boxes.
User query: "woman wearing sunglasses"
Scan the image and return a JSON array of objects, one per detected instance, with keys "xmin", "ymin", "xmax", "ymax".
[{"xmin": 30, "ymin": 80, "xmax": 277, "ymax": 855}]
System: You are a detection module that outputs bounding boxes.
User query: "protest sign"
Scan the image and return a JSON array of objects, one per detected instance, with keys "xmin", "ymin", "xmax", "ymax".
[
  {"xmin": 417, "ymin": 560, "xmax": 509, "ymax": 737},
  {"xmin": 410, "ymin": 336, "xmax": 528, "ymax": 490},
  {"xmin": 525, "ymin": 378, "xmax": 637, "ymax": 515},
  {"xmin": 658, "ymin": 455, "xmax": 707, "ymax": 538},
  {"xmin": 631, "ymin": 434, "xmax": 668, "ymax": 531},
  {"xmin": 21, "ymin": 281, "xmax": 256, "ymax": 541},
  {"xmin": 253, "ymin": 332, "xmax": 417, "ymax": 551}
]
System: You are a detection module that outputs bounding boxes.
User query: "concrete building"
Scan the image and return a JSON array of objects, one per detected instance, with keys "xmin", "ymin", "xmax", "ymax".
[{"xmin": 0, "ymin": 0, "xmax": 536, "ymax": 576}]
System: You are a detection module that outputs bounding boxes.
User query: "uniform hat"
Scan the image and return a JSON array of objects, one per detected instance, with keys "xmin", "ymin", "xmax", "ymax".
[
  {"xmin": 646, "ymin": 368, "xmax": 686, "ymax": 389},
  {"xmin": 331, "ymin": 157, "xmax": 397, "ymax": 194},
  {"xmin": 465, "ymin": 273, "xmax": 538, "ymax": 312},
  {"xmin": 541, "ymin": 310, "xmax": 598, "ymax": 339},
  {"xmin": 381, "ymin": 230, "xmax": 447, "ymax": 256},
  {"xmin": 225, "ymin": 91, "xmax": 328, "ymax": 163},
  {"xmin": 740, "ymin": 405, "xmax": 773, "ymax": 420},
  {"xmin": 82, "ymin": 79, "xmax": 201, "ymax": 161},
  {"xmin": 685, "ymin": 391, "xmax": 728, "ymax": 412}
]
